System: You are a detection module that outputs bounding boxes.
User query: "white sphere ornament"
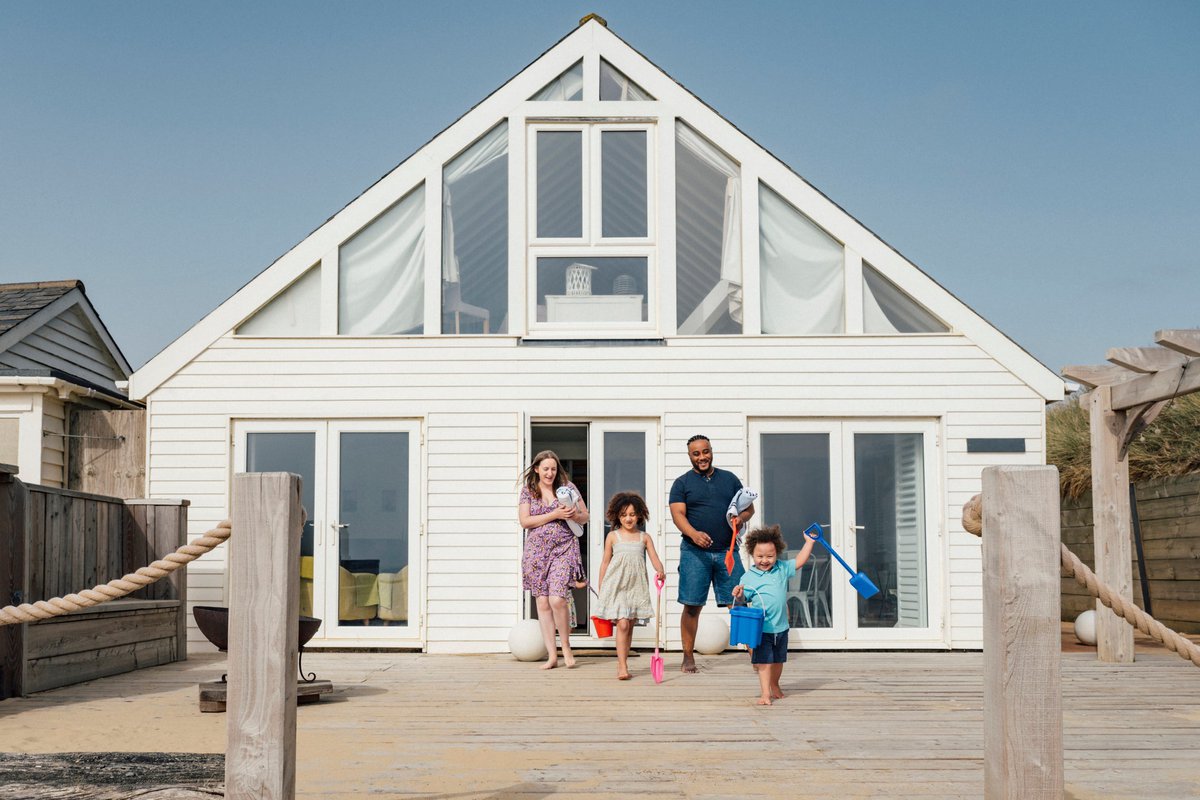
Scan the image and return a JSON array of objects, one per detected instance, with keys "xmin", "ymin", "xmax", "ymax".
[
  {"xmin": 508, "ymin": 620, "xmax": 549, "ymax": 661},
  {"xmin": 1074, "ymin": 610, "xmax": 1097, "ymax": 646},
  {"xmin": 694, "ymin": 613, "xmax": 729, "ymax": 655}
]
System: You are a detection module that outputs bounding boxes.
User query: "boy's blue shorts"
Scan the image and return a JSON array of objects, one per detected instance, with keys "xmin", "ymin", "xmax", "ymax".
[
  {"xmin": 751, "ymin": 630, "xmax": 789, "ymax": 664},
  {"xmin": 677, "ymin": 539, "xmax": 744, "ymax": 606}
]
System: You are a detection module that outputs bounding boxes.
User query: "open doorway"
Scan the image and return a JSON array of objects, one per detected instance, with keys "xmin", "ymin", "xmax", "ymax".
[{"xmin": 528, "ymin": 423, "xmax": 590, "ymax": 632}]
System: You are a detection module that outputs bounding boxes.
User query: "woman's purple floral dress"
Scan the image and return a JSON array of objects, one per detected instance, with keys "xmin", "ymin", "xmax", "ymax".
[{"xmin": 521, "ymin": 482, "xmax": 583, "ymax": 598}]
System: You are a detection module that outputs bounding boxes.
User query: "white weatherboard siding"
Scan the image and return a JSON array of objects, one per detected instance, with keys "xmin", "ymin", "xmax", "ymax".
[
  {"xmin": 150, "ymin": 333, "xmax": 1044, "ymax": 650},
  {"xmin": 40, "ymin": 394, "xmax": 66, "ymax": 488}
]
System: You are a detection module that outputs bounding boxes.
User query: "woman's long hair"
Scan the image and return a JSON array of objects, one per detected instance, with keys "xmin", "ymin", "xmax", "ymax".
[{"xmin": 521, "ymin": 449, "xmax": 570, "ymax": 498}]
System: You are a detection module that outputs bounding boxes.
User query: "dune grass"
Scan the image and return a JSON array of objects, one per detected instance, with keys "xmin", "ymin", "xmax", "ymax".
[{"xmin": 1047, "ymin": 393, "xmax": 1200, "ymax": 499}]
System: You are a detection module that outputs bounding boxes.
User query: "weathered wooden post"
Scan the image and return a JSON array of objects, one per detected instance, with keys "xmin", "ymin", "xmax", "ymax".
[
  {"xmin": 981, "ymin": 466, "xmax": 1063, "ymax": 800},
  {"xmin": 0, "ymin": 464, "xmax": 28, "ymax": 699},
  {"xmin": 1087, "ymin": 386, "xmax": 1134, "ymax": 663},
  {"xmin": 227, "ymin": 472, "xmax": 303, "ymax": 800}
]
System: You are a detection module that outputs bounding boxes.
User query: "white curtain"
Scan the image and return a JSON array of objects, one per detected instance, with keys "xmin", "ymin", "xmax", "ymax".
[
  {"xmin": 676, "ymin": 122, "xmax": 741, "ymax": 328},
  {"xmin": 600, "ymin": 59, "xmax": 654, "ymax": 101},
  {"xmin": 339, "ymin": 185, "xmax": 425, "ymax": 335},
  {"xmin": 237, "ymin": 264, "xmax": 321, "ymax": 336},
  {"xmin": 531, "ymin": 60, "xmax": 583, "ymax": 101},
  {"xmin": 758, "ymin": 184, "xmax": 844, "ymax": 334},
  {"xmin": 442, "ymin": 123, "xmax": 507, "ymax": 284},
  {"xmin": 862, "ymin": 262, "xmax": 947, "ymax": 333}
]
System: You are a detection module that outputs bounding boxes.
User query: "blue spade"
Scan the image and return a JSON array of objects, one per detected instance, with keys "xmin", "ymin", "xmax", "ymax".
[{"xmin": 804, "ymin": 523, "xmax": 880, "ymax": 600}]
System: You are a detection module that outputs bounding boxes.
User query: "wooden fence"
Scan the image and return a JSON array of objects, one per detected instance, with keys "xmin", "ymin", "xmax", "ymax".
[
  {"xmin": 1062, "ymin": 473, "xmax": 1200, "ymax": 633},
  {"xmin": 67, "ymin": 408, "xmax": 146, "ymax": 499},
  {"xmin": 0, "ymin": 463, "xmax": 189, "ymax": 697}
]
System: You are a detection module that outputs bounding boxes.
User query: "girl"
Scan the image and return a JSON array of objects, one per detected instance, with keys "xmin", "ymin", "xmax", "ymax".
[
  {"xmin": 518, "ymin": 449, "xmax": 589, "ymax": 670},
  {"xmin": 594, "ymin": 492, "xmax": 666, "ymax": 680}
]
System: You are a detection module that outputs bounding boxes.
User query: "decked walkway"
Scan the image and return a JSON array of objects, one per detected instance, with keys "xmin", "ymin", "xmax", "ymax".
[{"xmin": 0, "ymin": 647, "xmax": 1197, "ymax": 799}]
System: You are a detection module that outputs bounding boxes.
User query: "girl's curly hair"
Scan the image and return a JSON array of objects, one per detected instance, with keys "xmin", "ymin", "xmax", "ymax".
[
  {"xmin": 744, "ymin": 524, "xmax": 786, "ymax": 556},
  {"xmin": 605, "ymin": 491, "xmax": 650, "ymax": 529}
]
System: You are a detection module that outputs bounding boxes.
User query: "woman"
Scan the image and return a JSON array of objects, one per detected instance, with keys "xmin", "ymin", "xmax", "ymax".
[{"xmin": 518, "ymin": 449, "xmax": 589, "ymax": 669}]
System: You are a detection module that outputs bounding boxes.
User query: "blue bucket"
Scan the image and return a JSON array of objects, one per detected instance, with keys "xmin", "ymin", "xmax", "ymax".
[{"xmin": 729, "ymin": 606, "xmax": 764, "ymax": 648}]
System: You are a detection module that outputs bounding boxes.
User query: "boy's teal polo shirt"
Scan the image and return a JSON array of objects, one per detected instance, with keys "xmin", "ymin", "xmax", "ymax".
[{"xmin": 739, "ymin": 560, "xmax": 796, "ymax": 634}]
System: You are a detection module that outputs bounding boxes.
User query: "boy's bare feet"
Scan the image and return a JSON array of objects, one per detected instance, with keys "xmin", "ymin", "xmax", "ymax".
[{"xmin": 756, "ymin": 696, "xmax": 772, "ymax": 706}]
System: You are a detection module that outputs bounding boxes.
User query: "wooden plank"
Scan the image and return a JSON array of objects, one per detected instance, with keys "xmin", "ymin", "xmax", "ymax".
[
  {"xmin": 65, "ymin": 409, "xmax": 146, "ymax": 499},
  {"xmin": 23, "ymin": 636, "xmax": 177, "ymax": 694},
  {"xmin": 69, "ymin": 494, "xmax": 85, "ymax": 596},
  {"xmin": 1088, "ymin": 386, "xmax": 1134, "ymax": 662},
  {"xmin": 1155, "ymin": 328, "xmax": 1200, "ymax": 357},
  {"xmin": 0, "ymin": 468, "xmax": 28, "ymax": 699},
  {"xmin": 1106, "ymin": 346, "xmax": 1189, "ymax": 373},
  {"xmin": 25, "ymin": 606, "xmax": 179, "ymax": 659},
  {"xmin": 981, "ymin": 466, "xmax": 1063, "ymax": 799},
  {"xmin": 227, "ymin": 472, "xmax": 302, "ymax": 800},
  {"xmin": 1110, "ymin": 358, "xmax": 1200, "ymax": 410},
  {"xmin": 122, "ymin": 504, "xmax": 149, "ymax": 600},
  {"xmin": 1061, "ymin": 364, "xmax": 1139, "ymax": 388},
  {"xmin": 27, "ymin": 490, "xmax": 45, "ymax": 602},
  {"xmin": 82, "ymin": 499, "xmax": 99, "ymax": 590}
]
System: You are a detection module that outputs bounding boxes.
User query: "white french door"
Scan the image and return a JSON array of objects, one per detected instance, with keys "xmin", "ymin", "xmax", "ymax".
[
  {"xmin": 749, "ymin": 419, "xmax": 942, "ymax": 646},
  {"xmin": 233, "ymin": 419, "xmax": 422, "ymax": 645}
]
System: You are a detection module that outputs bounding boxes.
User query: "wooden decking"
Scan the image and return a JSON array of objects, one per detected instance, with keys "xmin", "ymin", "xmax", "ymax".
[{"xmin": 0, "ymin": 648, "xmax": 1197, "ymax": 799}]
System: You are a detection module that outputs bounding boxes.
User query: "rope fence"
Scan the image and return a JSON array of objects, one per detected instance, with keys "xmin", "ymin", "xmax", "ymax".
[
  {"xmin": 962, "ymin": 494, "xmax": 1200, "ymax": 668},
  {"xmin": 0, "ymin": 520, "xmax": 231, "ymax": 626}
]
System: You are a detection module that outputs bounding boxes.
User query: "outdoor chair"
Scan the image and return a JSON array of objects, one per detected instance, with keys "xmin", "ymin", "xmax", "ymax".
[{"xmin": 376, "ymin": 566, "xmax": 409, "ymax": 623}]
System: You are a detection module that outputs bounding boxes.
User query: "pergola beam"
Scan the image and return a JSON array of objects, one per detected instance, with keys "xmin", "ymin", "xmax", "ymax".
[
  {"xmin": 1155, "ymin": 329, "xmax": 1200, "ymax": 357},
  {"xmin": 1110, "ymin": 358, "xmax": 1200, "ymax": 411},
  {"xmin": 1061, "ymin": 364, "xmax": 1139, "ymax": 388},
  {"xmin": 1106, "ymin": 346, "xmax": 1188, "ymax": 373}
]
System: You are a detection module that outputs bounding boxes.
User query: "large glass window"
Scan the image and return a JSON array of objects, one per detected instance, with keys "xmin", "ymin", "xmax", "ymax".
[
  {"xmin": 600, "ymin": 130, "xmax": 647, "ymax": 238},
  {"xmin": 599, "ymin": 59, "xmax": 654, "ymax": 101},
  {"xmin": 530, "ymin": 60, "xmax": 583, "ymax": 101},
  {"xmin": 443, "ymin": 123, "xmax": 508, "ymax": 334},
  {"xmin": 862, "ymin": 262, "xmax": 948, "ymax": 334},
  {"xmin": 236, "ymin": 264, "xmax": 321, "ymax": 336},
  {"xmin": 675, "ymin": 122, "xmax": 741, "ymax": 335},
  {"xmin": 759, "ymin": 183, "xmax": 844, "ymax": 335},
  {"xmin": 339, "ymin": 185, "xmax": 425, "ymax": 335},
  {"xmin": 534, "ymin": 256, "xmax": 648, "ymax": 325},
  {"xmin": 536, "ymin": 130, "xmax": 584, "ymax": 238}
]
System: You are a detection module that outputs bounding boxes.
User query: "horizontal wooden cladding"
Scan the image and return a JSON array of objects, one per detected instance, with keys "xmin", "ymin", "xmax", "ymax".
[
  {"xmin": 25, "ymin": 604, "xmax": 179, "ymax": 659},
  {"xmin": 24, "ymin": 636, "xmax": 178, "ymax": 694}
]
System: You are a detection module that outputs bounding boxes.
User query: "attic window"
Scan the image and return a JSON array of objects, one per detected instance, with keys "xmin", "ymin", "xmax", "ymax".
[
  {"xmin": 339, "ymin": 184, "xmax": 425, "ymax": 335},
  {"xmin": 530, "ymin": 60, "xmax": 583, "ymax": 101},
  {"xmin": 862, "ymin": 262, "xmax": 948, "ymax": 333},
  {"xmin": 236, "ymin": 264, "xmax": 320, "ymax": 336},
  {"xmin": 758, "ymin": 183, "xmax": 844, "ymax": 335},
  {"xmin": 599, "ymin": 59, "xmax": 653, "ymax": 101}
]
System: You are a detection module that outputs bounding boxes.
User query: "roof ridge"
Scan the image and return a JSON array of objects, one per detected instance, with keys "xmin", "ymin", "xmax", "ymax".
[{"xmin": 0, "ymin": 279, "xmax": 83, "ymax": 293}]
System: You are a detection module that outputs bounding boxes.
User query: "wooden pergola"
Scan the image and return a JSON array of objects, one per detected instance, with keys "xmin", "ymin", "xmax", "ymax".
[{"xmin": 1063, "ymin": 329, "xmax": 1200, "ymax": 662}]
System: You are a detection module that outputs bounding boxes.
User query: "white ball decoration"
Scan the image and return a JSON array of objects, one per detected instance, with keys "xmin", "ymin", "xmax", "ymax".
[
  {"xmin": 508, "ymin": 620, "xmax": 548, "ymax": 661},
  {"xmin": 694, "ymin": 613, "xmax": 729, "ymax": 655},
  {"xmin": 1074, "ymin": 610, "xmax": 1097, "ymax": 646}
]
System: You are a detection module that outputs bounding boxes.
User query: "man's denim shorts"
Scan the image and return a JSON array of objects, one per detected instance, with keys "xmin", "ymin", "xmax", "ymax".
[
  {"xmin": 751, "ymin": 629, "xmax": 789, "ymax": 664},
  {"xmin": 678, "ymin": 539, "xmax": 744, "ymax": 607}
]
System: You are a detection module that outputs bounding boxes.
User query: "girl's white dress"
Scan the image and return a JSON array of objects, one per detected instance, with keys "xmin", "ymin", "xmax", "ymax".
[{"xmin": 594, "ymin": 532, "xmax": 654, "ymax": 621}]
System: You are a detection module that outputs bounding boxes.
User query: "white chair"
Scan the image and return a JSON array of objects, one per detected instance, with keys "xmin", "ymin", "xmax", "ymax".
[{"xmin": 788, "ymin": 557, "xmax": 830, "ymax": 628}]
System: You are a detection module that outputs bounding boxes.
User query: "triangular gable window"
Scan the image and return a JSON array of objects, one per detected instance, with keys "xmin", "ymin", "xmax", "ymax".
[
  {"xmin": 339, "ymin": 185, "xmax": 425, "ymax": 335},
  {"xmin": 236, "ymin": 264, "xmax": 321, "ymax": 336},
  {"xmin": 758, "ymin": 183, "xmax": 844, "ymax": 334},
  {"xmin": 862, "ymin": 262, "xmax": 948, "ymax": 333},
  {"xmin": 599, "ymin": 59, "xmax": 653, "ymax": 101},
  {"xmin": 530, "ymin": 60, "xmax": 583, "ymax": 101}
]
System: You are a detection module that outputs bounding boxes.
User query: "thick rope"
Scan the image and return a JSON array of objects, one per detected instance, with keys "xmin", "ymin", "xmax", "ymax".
[
  {"xmin": 0, "ymin": 520, "xmax": 231, "ymax": 626},
  {"xmin": 961, "ymin": 494, "xmax": 1200, "ymax": 668}
]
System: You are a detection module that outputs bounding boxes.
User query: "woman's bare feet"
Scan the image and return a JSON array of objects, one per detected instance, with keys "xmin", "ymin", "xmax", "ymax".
[
  {"xmin": 539, "ymin": 658, "xmax": 557, "ymax": 670},
  {"xmin": 617, "ymin": 672, "xmax": 631, "ymax": 680},
  {"xmin": 756, "ymin": 696, "xmax": 772, "ymax": 706},
  {"xmin": 562, "ymin": 653, "xmax": 576, "ymax": 669}
]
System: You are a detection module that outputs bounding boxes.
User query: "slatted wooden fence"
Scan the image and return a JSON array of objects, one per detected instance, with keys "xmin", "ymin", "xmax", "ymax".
[
  {"xmin": 0, "ymin": 463, "xmax": 189, "ymax": 697},
  {"xmin": 1062, "ymin": 473, "xmax": 1200, "ymax": 633}
]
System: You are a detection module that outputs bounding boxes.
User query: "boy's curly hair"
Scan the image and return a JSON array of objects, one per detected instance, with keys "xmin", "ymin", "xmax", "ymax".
[
  {"xmin": 605, "ymin": 491, "xmax": 650, "ymax": 529},
  {"xmin": 744, "ymin": 524, "xmax": 786, "ymax": 556}
]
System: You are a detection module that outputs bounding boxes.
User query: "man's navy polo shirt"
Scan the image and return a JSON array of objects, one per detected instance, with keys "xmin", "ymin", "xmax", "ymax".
[{"xmin": 669, "ymin": 467, "xmax": 743, "ymax": 553}]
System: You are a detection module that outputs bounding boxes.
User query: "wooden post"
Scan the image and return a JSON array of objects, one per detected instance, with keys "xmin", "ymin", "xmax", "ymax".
[
  {"xmin": 227, "ymin": 473, "xmax": 302, "ymax": 800},
  {"xmin": 1088, "ymin": 386, "xmax": 1135, "ymax": 662},
  {"xmin": 982, "ymin": 466, "xmax": 1063, "ymax": 800},
  {"xmin": 0, "ymin": 464, "xmax": 28, "ymax": 699}
]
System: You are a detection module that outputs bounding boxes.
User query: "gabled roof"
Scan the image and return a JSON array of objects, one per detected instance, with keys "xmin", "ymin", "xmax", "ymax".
[
  {"xmin": 0, "ymin": 279, "xmax": 133, "ymax": 393},
  {"xmin": 130, "ymin": 17, "xmax": 1065, "ymax": 401}
]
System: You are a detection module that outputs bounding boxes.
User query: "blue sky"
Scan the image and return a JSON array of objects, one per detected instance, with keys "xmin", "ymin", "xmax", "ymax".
[{"xmin": 2, "ymin": 1, "xmax": 1197, "ymax": 372}]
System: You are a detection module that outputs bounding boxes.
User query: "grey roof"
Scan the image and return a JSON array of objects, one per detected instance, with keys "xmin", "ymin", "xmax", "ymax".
[{"xmin": 0, "ymin": 280, "xmax": 82, "ymax": 336}]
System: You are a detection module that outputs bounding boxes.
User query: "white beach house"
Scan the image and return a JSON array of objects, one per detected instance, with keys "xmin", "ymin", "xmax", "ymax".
[{"xmin": 129, "ymin": 17, "xmax": 1064, "ymax": 653}]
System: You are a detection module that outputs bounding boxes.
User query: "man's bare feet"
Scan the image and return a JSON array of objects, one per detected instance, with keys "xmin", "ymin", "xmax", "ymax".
[
  {"xmin": 756, "ymin": 696, "xmax": 772, "ymax": 706},
  {"xmin": 617, "ymin": 672, "xmax": 631, "ymax": 680},
  {"xmin": 681, "ymin": 659, "xmax": 698, "ymax": 673},
  {"xmin": 770, "ymin": 687, "xmax": 785, "ymax": 699}
]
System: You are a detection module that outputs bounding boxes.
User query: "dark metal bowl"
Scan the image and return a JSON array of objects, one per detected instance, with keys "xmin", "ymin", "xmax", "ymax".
[{"xmin": 192, "ymin": 605, "xmax": 322, "ymax": 651}]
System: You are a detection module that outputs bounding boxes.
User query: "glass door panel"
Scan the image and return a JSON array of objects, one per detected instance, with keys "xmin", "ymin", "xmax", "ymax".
[
  {"xmin": 760, "ymin": 433, "xmax": 833, "ymax": 630},
  {"xmin": 327, "ymin": 421, "xmax": 420, "ymax": 639}
]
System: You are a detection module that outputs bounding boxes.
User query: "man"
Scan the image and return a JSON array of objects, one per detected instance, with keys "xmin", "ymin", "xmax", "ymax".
[{"xmin": 669, "ymin": 434, "xmax": 755, "ymax": 673}]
